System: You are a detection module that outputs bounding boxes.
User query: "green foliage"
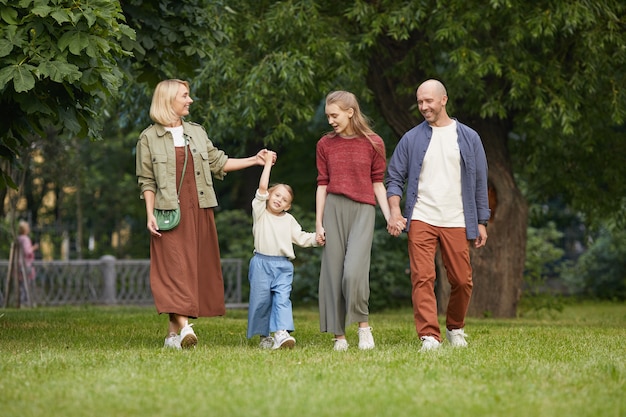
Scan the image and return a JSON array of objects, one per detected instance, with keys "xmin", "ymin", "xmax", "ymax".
[
  {"xmin": 518, "ymin": 222, "xmax": 567, "ymax": 316},
  {"xmin": 0, "ymin": 0, "xmax": 135, "ymax": 189},
  {"xmin": 215, "ymin": 208, "xmax": 254, "ymax": 263},
  {"xmin": 369, "ymin": 215, "xmax": 412, "ymax": 310},
  {"xmin": 120, "ymin": 0, "xmax": 229, "ymax": 84},
  {"xmin": 563, "ymin": 228, "xmax": 626, "ymax": 300},
  {"xmin": 188, "ymin": 1, "xmax": 360, "ymax": 151}
]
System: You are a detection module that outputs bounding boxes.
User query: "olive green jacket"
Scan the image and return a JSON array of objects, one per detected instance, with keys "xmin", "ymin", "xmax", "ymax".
[{"xmin": 136, "ymin": 120, "xmax": 229, "ymax": 209}]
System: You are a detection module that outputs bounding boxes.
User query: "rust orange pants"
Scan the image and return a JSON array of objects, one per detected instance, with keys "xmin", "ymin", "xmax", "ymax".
[{"xmin": 408, "ymin": 220, "xmax": 473, "ymax": 342}]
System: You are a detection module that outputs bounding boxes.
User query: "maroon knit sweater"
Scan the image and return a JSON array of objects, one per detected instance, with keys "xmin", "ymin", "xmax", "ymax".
[{"xmin": 316, "ymin": 133, "xmax": 386, "ymax": 206}]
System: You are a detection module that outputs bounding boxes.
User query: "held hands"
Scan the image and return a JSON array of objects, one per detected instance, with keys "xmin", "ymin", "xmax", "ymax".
[
  {"xmin": 386, "ymin": 213, "xmax": 407, "ymax": 237},
  {"xmin": 316, "ymin": 225, "xmax": 326, "ymax": 246},
  {"xmin": 256, "ymin": 149, "xmax": 277, "ymax": 165}
]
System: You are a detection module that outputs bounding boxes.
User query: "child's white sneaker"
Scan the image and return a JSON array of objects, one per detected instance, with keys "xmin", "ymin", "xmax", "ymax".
[
  {"xmin": 272, "ymin": 330, "xmax": 295, "ymax": 349},
  {"xmin": 259, "ymin": 336, "xmax": 275, "ymax": 349}
]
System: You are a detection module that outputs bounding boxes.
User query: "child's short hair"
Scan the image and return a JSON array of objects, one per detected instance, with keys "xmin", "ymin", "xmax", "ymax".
[{"xmin": 268, "ymin": 183, "xmax": 294, "ymax": 203}]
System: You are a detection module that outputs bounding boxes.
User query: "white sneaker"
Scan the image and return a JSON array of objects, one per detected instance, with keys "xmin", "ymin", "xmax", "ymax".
[
  {"xmin": 164, "ymin": 333, "xmax": 181, "ymax": 350},
  {"xmin": 259, "ymin": 336, "xmax": 275, "ymax": 349},
  {"xmin": 333, "ymin": 338, "xmax": 349, "ymax": 352},
  {"xmin": 180, "ymin": 323, "xmax": 198, "ymax": 349},
  {"xmin": 446, "ymin": 328, "xmax": 468, "ymax": 347},
  {"xmin": 357, "ymin": 327, "xmax": 375, "ymax": 350},
  {"xmin": 272, "ymin": 330, "xmax": 296, "ymax": 349},
  {"xmin": 420, "ymin": 335, "xmax": 441, "ymax": 352}
]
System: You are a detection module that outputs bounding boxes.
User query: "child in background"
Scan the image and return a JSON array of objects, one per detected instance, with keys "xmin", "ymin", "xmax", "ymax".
[{"xmin": 247, "ymin": 150, "xmax": 322, "ymax": 349}]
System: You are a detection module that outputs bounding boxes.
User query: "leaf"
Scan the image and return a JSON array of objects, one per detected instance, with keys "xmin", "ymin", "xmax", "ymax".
[
  {"xmin": 15, "ymin": 91, "xmax": 53, "ymax": 115},
  {"xmin": 0, "ymin": 63, "xmax": 37, "ymax": 92},
  {"xmin": 0, "ymin": 170, "xmax": 18, "ymax": 190},
  {"xmin": 83, "ymin": 7, "xmax": 97, "ymax": 27},
  {"xmin": 1, "ymin": 6, "xmax": 19, "ymax": 24},
  {"xmin": 14, "ymin": 69, "xmax": 36, "ymax": 92},
  {"xmin": 30, "ymin": 4, "xmax": 52, "ymax": 17},
  {"xmin": 58, "ymin": 106, "xmax": 82, "ymax": 134},
  {"xmin": 0, "ymin": 37, "xmax": 14, "ymax": 57},
  {"xmin": 38, "ymin": 60, "xmax": 81, "ymax": 83},
  {"xmin": 58, "ymin": 31, "xmax": 90, "ymax": 55},
  {"xmin": 100, "ymin": 71, "xmax": 120, "ymax": 92},
  {"xmin": 2, "ymin": 24, "xmax": 25, "ymax": 51},
  {"xmin": 0, "ymin": 65, "xmax": 15, "ymax": 90},
  {"xmin": 50, "ymin": 9, "xmax": 71, "ymax": 25}
]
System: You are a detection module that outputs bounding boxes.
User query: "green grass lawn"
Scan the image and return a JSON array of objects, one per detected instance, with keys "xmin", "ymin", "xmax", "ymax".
[{"xmin": 1, "ymin": 301, "xmax": 624, "ymax": 417}]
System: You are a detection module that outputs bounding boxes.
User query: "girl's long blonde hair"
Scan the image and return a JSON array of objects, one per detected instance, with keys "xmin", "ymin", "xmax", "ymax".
[{"xmin": 325, "ymin": 91, "xmax": 384, "ymax": 157}]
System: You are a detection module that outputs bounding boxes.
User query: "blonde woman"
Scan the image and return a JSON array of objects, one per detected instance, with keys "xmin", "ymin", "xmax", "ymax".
[{"xmin": 136, "ymin": 79, "xmax": 274, "ymax": 349}]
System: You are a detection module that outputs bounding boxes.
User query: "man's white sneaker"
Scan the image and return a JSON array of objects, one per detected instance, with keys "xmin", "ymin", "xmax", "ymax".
[
  {"xmin": 164, "ymin": 333, "xmax": 181, "ymax": 350},
  {"xmin": 420, "ymin": 335, "xmax": 441, "ymax": 352},
  {"xmin": 180, "ymin": 323, "xmax": 198, "ymax": 349},
  {"xmin": 272, "ymin": 330, "xmax": 296, "ymax": 349},
  {"xmin": 259, "ymin": 336, "xmax": 275, "ymax": 349},
  {"xmin": 446, "ymin": 328, "xmax": 468, "ymax": 347},
  {"xmin": 357, "ymin": 327, "xmax": 375, "ymax": 350},
  {"xmin": 333, "ymin": 338, "xmax": 349, "ymax": 352}
]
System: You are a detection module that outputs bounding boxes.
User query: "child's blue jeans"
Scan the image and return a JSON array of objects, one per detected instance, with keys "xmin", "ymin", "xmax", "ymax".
[{"xmin": 246, "ymin": 253, "xmax": 295, "ymax": 339}]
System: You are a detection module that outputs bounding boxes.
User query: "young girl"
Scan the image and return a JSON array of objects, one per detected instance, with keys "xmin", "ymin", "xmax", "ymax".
[
  {"xmin": 315, "ymin": 90, "xmax": 393, "ymax": 351},
  {"xmin": 247, "ymin": 150, "xmax": 322, "ymax": 349}
]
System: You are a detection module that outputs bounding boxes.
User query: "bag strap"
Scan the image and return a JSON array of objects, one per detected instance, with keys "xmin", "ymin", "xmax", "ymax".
[{"xmin": 176, "ymin": 134, "xmax": 189, "ymax": 202}]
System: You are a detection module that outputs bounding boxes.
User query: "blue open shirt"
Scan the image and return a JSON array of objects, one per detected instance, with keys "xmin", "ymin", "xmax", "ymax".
[{"xmin": 385, "ymin": 119, "xmax": 491, "ymax": 240}]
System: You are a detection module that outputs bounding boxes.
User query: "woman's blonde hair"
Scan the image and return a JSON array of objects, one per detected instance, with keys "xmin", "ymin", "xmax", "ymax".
[
  {"xmin": 149, "ymin": 79, "xmax": 190, "ymax": 126},
  {"xmin": 325, "ymin": 91, "xmax": 384, "ymax": 156}
]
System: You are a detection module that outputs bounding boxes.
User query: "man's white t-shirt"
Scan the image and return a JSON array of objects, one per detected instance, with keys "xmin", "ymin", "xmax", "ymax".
[{"xmin": 411, "ymin": 121, "xmax": 465, "ymax": 227}]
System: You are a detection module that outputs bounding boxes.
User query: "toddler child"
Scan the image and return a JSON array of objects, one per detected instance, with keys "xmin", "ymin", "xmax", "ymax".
[{"xmin": 247, "ymin": 150, "xmax": 321, "ymax": 349}]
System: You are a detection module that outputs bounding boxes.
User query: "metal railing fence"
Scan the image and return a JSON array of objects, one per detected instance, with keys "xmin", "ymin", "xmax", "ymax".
[{"xmin": 0, "ymin": 256, "xmax": 245, "ymax": 308}]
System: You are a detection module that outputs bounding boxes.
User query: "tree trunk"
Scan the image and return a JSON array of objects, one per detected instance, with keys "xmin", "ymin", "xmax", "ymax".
[
  {"xmin": 367, "ymin": 53, "xmax": 527, "ymax": 318},
  {"xmin": 466, "ymin": 119, "xmax": 527, "ymax": 317}
]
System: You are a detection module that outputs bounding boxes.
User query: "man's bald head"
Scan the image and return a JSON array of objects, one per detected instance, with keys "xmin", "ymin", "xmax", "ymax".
[{"xmin": 417, "ymin": 79, "xmax": 447, "ymax": 98}]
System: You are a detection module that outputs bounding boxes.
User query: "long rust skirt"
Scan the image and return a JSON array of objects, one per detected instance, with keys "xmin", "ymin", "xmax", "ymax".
[{"xmin": 149, "ymin": 146, "xmax": 225, "ymax": 318}]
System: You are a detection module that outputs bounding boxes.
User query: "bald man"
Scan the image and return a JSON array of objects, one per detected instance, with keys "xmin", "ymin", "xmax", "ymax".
[{"xmin": 385, "ymin": 79, "xmax": 490, "ymax": 351}]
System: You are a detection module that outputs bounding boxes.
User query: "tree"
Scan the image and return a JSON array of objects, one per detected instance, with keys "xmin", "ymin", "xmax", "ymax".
[
  {"xmin": 346, "ymin": 0, "xmax": 626, "ymax": 316},
  {"xmin": 116, "ymin": 0, "xmax": 625, "ymax": 317},
  {"xmin": 0, "ymin": 0, "xmax": 134, "ymax": 193}
]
